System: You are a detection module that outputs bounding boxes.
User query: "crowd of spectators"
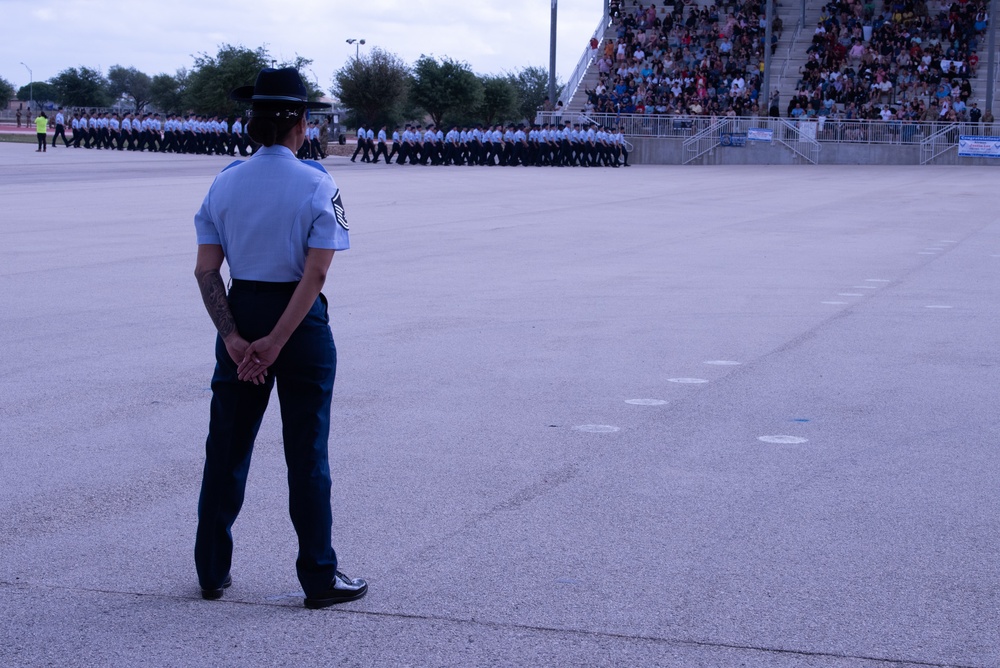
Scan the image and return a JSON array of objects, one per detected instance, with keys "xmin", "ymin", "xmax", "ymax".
[
  {"xmin": 585, "ymin": 0, "xmax": 771, "ymax": 117},
  {"xmin": 577, "ymin": 0, "xmax": 990, "ymax": 125},
  {"xmin": 788, "ymin": 0, "xmax": 990, "ymax": 122}
]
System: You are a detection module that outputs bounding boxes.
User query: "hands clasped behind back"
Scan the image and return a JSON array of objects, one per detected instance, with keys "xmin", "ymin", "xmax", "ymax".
[{"xmin": 236, "ymin": 334, "xmax": 282, "ymax": 384}]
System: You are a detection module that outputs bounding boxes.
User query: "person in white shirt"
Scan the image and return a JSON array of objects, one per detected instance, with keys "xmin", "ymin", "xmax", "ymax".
[
  {"xmin": 350, "ymin": 126, "xmax": 367, "ymax": 162},
  {"xmin": 110, "ymin": 113, "xmax": 121, "ymax": 150},
  {"xmin": 52, "ymin": 108, "xmax": 70, "ymax": 147},
  {"xmin": 387, "ymin": 126, "xmax": 401, "ymax": 164},
  {"xmin": 70, "ymin": 113, "xmax": 83, "ymax": 148},
  {"xmin": 371, "ymin": 125, "xmax": 389, "ymax": 163}
]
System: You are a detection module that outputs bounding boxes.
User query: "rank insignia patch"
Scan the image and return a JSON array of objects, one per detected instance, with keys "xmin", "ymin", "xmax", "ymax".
[{"xmin": 332, "ymin": 192, "xmax": 349, "ymax": 230}]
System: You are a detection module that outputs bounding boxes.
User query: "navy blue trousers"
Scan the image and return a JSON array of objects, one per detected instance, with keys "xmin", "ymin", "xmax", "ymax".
[{"xmin": 195, "ymin": 282, "xmax": 338, "ymax": 597}]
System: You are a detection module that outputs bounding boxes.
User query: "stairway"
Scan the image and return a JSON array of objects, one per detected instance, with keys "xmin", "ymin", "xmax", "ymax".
[{"xmin": 770, "ymin": 1, "xmax": 826, "ymax": 112}]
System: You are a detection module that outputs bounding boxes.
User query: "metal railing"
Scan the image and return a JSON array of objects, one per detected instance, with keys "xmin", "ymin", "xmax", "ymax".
[
  {"xmin": 679, "ymin": 116, "xmax": 820, "ymax": 163},
  {"xmin": 558, "ymin": 14, "xmax": 612, "ymax": 109},
  {"xmin": 920, "ymin": 123, "xmax": 960, "ymax": 164},
  {"xmin": 534, "ymin": 111, "xmax": 998, "ymax": 147},
  {"xmin": 577, "ymin": 112, "xmax": 634, "ymax": 151},
  {"xmin": 774, "ymin": 118, "xmax": 821, "ymax": 163},
  {"xmin": 683, "ymin": 118, "xmax": 728, "ymax": 163}
]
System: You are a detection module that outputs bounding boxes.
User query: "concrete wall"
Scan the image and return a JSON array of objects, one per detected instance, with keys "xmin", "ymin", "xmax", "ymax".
[{"xmin": 629, "ymin": 137, "xmax": 1000, "ymax": 166}]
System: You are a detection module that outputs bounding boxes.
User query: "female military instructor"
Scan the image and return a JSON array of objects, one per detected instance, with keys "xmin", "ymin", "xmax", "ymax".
[{"xmin": 192, "ymin": 67, "xmax": 366, "ymax": 609}]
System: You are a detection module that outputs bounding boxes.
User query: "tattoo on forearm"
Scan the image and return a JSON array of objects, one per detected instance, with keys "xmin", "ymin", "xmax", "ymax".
[{"xmin": 197, "ymin": 270, "xmax": 236, "ymax": 339}]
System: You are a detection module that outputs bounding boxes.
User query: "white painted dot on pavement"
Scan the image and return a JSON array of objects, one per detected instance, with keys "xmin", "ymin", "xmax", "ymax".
[
  {"xmin": 625, "ymin": 399, "xmax": 668, "ymax": 406},
  {"xmin": 822, "ymin": 301, "xmax": 848, "ymax": 305},
  {"xmin": 574, "ymin": 424, "xmax": 620, "ymax": 433},
  {"xmin": 865, "ymin": 279, "xmax": 891, "ymax": 282},
  {"xmin": 704, "ymin": 360, "xmax": 741, "ymax": 366},
  {"xmin": 925, "ymin": 305, "xmax": 953, "ymax": 309},
  {"xmin": 668, "ymin": 378, "xmax": 709, "ymax": 384},
  {"xmin": 759, "ymin": 435, "xmax": 809, "ymax": 444},
  {"xmin": 853, "ymin": 286, "xmax": 879, "ymax": 290},
  {"xmin": 838, "ymin": 293, "xmax": 864, "ymax": 297}
]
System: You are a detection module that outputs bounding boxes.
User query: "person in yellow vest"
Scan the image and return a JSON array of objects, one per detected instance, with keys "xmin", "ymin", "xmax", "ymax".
[{"xmin": 35, "ymin": 112, "xmax": 48, "ymax": 153}]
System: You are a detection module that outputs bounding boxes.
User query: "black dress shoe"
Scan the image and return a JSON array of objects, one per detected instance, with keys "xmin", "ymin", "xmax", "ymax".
[
  {"xmin": 304, "ymin": 571, "xmax": 367, "ymax": 609},
  {"xmin": 201, "ymin": 575, "xmax": 232, "ymax": 600}
]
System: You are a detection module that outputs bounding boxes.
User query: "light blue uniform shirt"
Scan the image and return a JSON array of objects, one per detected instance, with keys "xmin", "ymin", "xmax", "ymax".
[{"xmin": 194, "ymin": 145, "xmax": 350, "ymax": 282}]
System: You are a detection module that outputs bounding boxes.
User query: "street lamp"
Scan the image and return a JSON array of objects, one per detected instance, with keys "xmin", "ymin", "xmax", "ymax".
[
  {"xmin": 549, "ymin": 0, "xmax": 557, "ymax": 106},
  {"xmin": 345, "ymin": 38, "xmax": 366, "ymax": 60},
  {"xmin": 20, "ymin": 61, "xmax": 32, "ymax": 111}
]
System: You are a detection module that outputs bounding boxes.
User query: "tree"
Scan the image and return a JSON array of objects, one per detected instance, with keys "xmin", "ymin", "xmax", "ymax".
[
  {"xmin": 0, "ymin": 77, "xmax": 14, "ymax": 106},
  {"xmin": 16, "ymin": 81, "xmax": 58, "ymax": 106},
  {"xmin": 332, "ymin": 47, "xmax": 410, "ymax": 129},
  {"xmin": 410, "ymin": 55, "xmax": 483, "ymax": 129},
  {"xmin": 107, "ymin": 65, "xmax": 153, "ymax": 112},
  {"xmin": 185, "ymin": 44, "xmax": 270, "ymax": 115},
  {"xmin": 281, "ymin": 55, "xmax": 325, "ymax": 103},
  {"xmin": 150, "ymin": 69, "xmax": 188, "ymax": 113},
  {"xmin": 508, "ymin": 66, "xmax": 563, "ymax": 123},
  {"xmin": 50, "ymin": 67, "xmax": 111, "ymax": 107},
  {"xmin": 478, "ymin": 75, "xmax": 518, "ymax": 126}
]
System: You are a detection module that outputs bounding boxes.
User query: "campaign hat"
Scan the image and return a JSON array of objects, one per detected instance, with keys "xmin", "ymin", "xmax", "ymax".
[{"xmin": 230, "ymin": 67, "xmax": 331, "ymax": 109}]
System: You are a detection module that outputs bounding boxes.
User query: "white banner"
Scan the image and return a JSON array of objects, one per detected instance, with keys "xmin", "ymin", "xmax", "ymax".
[
  {"xmin": 958, "ymin": 136, "xmax": 1000, "ymax": 158},
  {"xmin": 747, "ymin": 128, "xmax": 773, "ymax": 142}
]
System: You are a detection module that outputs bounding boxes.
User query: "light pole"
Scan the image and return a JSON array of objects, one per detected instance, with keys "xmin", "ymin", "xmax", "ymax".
[
  {"xmin": 20, "ymin": 61, "xmax": 32, "ymax": 111},
  {"xmin": 345, "ymin": 38, "xmax": 366, "ymax": 60},
  {"xmin": 549, "ymin": 0, "xmax": 558, "ymax": 106},
  {"xmin": 986, "ymin": 0, "xmax": 997, "ymax": 114}
]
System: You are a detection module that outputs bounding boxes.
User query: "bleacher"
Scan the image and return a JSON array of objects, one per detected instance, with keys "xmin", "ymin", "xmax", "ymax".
[
  {"xmin": 563, "ymin": 0, "xmax": 769, "ymax": 117},
  {"xmin": 559, "ymin": 0, "xmax": 996, "ymax": 122}
]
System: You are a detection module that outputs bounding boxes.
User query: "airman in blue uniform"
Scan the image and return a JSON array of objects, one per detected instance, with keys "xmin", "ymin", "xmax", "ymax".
[{"xmin": 193, "ymin": 67, "xmax": 367, "ymax": 610}]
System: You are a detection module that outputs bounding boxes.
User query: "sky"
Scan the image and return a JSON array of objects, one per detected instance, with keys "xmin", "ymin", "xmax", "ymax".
[{"xmin": 1, "ymin": 0, "xmax": 605, "ymax": 99}]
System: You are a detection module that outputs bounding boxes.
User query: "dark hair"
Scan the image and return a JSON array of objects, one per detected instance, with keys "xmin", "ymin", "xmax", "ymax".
[{"xmin": 247, "ymin": 102, "xmax": 305, "ymax": 147}]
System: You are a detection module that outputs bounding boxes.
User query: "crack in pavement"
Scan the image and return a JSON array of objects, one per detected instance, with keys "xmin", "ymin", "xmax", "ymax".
[{"xmin": 0, "ymin": 580, "xmax": 981, "ymax": 668}]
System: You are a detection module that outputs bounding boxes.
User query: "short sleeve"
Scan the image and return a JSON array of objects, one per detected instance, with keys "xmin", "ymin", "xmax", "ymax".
[
  {"xmin": 194, "ymin": 188, "xmax": 222, "ymax": 245},
  {"xmin": 308, "ymin": 175, "xmax": 351, "ymax": 251}
]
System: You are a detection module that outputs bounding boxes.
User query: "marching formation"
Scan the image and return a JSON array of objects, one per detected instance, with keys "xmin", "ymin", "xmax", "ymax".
[
  {"xmin": 46, "ymin": 108, "xmax": 253, "ymax": 155},
  {"xmin": 44, "ymin": 108, "xmax": 331, "ymax": 158},
  {"xmin": 40, "ymin": 108, "xmax": 629, "ymax": 167},
  {"xmin": 351, "ymin": 121, "xmax": 631, "ymax": 167}
]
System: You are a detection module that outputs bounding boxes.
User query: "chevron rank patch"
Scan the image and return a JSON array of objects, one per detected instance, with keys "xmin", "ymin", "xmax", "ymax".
[{"xmin": 332, "ymin": 191, "xmax": 349, "ymax": 231}]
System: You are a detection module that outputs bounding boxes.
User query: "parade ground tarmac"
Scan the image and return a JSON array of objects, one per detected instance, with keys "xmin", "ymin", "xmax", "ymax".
[{"xmin": 1, "ymin": 143, "xmax": 998, "ymax": 667}]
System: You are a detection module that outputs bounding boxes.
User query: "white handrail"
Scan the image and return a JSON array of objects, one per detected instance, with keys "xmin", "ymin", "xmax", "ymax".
[{"xmin": 558, "ymin": 14, "xmax": 611, "ymax": 108}]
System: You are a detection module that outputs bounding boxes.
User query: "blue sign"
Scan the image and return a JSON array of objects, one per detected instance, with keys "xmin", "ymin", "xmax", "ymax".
[{"xmin": 720, "ymin": 133, "xmax": 746, "ymax": 147}]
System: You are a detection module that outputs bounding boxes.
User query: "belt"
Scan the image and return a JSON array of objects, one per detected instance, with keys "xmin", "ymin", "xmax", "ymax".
[{"xmin": 230, "ymin": 278, "xmax": 299, "ymax": 293}]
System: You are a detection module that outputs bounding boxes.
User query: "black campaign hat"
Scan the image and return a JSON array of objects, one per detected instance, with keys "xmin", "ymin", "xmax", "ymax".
[{"xmin": 230, "ymin": 67, "xmax": 331, "ymax": 109}]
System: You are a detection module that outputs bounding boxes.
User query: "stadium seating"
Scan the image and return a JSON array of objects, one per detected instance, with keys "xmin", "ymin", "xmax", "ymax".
[{"xmin": 560, "ymin": 0, "xmax": 992, "ymax": 121}]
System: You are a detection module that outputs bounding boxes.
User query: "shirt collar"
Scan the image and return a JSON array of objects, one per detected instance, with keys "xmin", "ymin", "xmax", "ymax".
[{"xmin": 254, "ymin": 145, "xmax": 297, "ymax": 159}]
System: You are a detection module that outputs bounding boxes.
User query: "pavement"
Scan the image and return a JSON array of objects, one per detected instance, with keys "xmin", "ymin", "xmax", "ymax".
[{"xmin": 1, "ymin": 143, "xmax": 998, "ymax": 667}]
